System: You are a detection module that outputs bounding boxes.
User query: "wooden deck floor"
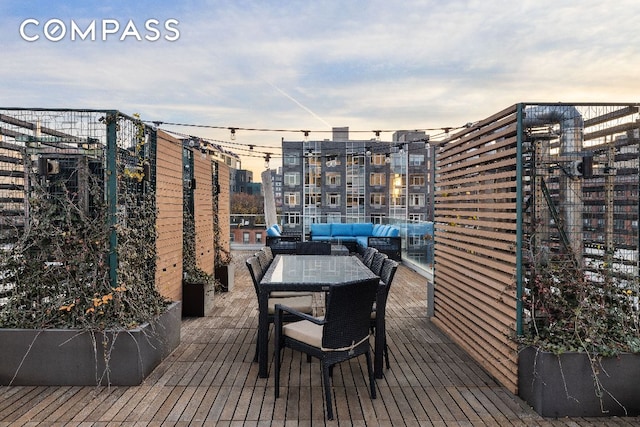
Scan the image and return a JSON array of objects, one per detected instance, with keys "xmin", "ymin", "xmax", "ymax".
[{"xmin": 1, "ymin": 250, "xmax": 640, "ymax": 426}]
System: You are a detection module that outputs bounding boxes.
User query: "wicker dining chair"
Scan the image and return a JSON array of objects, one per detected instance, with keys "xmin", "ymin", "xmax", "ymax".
[
  {"xmin": 262, "ymin": 246, "xmax": 274, "ymax": 262},
  {"xmin": 362, "ymin": 247, "xmax": 378, "ymax": 268},
  {"xmin": 295, "ymin": 241, "xmax": 331, "ymax": 255},
  {"xmin": 245, "ymin": 256, "xmax": 314, "ymax": 362},
  {"xmin": 371, "ymin": 258, "xmax": 399, "ymax": 372},
  {"xmin": 255, "ymin": 250, "xmax": 271, "ymax": 274},
  {"xmin": 369, "ymin": 251, "xmax": 388, "ymax": 277},
  {"xmin": 274, "ymin": 278, "xmax": 379, "ymax": 420}
]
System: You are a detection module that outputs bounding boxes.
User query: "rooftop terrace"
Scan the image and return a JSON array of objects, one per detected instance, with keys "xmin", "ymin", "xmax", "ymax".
[{"xmin": 1, "ymin": 250, "xmax": 639, "ymax": 425}]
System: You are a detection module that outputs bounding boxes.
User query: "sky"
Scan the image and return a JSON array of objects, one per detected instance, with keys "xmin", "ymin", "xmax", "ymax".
[{"xmin": 1, "ymin": 0, "xmax": 639, "ymax": 176}]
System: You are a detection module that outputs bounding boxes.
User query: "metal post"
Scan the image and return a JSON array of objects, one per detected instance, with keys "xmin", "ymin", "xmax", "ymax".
[
  {"xmin": 106, "ymin": 111, "xmax": 118, "ymax": 288},
  {"xmin": 515, "ymin": 104, "xmax": 525, "ymax": 336}
]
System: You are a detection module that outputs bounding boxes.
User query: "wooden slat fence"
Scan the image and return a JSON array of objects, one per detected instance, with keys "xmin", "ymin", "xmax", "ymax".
[
  {"xmin": 155, "ymin": 130, "xmax": 184, "ymax": 301},
  {"xmin": 432, "ymin": 105, "xmax": 520, "ymax": 393},
  {"xmin": 193, "ymin": 152, "xmax": 215, "ymax": 274}
]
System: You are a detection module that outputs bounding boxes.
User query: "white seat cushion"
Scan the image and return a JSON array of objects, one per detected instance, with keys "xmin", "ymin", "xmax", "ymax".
[
  {"xmin": 270, "ymin": 291, "xmax": 313, "ymax": 298},
  {"xmin": 268, "ymin": 295, "xmax": 313, "ymax": 315},
  {"xmin": 283, "ymin": 318, "xmax": 324, "ymax": 348}
]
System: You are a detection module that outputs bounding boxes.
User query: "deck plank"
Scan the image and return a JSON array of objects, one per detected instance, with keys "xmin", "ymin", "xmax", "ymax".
[{"xmin": 1, "ymin": 249, "xmax": 639, "ymax": 425}]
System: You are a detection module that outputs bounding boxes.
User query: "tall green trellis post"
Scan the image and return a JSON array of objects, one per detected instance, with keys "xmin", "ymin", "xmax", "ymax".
[{"xmin": 106, "ymin": 110, "xmax": 119, "ymax": 289}]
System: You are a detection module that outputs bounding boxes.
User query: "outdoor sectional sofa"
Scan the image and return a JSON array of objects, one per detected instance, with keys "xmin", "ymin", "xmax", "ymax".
[
  {"xmin": 309, "ymin": 222, "xmax": 401, "ymax": 261},
  {"xmin": 265, "ymin": 224, "xmax": 300, "ymax": 255}
]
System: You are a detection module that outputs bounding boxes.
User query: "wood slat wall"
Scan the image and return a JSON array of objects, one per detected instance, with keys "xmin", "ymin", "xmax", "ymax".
[
  {"xmin": 432, "ymin": 104, "xmax": 520, "ymax": 394},
  {"xmin": 155, "ymin": 131, "xmax": 183, "ymax": 302},
  {"xmin": 193, "ymin": 152, "xmax": 215, "ymax": 275},
  {"xmin": 216, "ymin": 161, "xmax": 231, "ymax": 256}
]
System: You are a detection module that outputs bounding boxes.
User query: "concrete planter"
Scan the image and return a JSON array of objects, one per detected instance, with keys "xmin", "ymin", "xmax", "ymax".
[
  {"xmin": 0, "ymin": 301, "xmax": 181, "ymax": 386},
  {"xmin": 182, "ymin": 279, "xmax": 215, "ymax": 317},
  {"xmin": 215, "ymin": 264, "xmax": 235, "ymax": 292},
  {"xmin": 518, "ymin": 346, "xmax": 640, "ymax": 417}
]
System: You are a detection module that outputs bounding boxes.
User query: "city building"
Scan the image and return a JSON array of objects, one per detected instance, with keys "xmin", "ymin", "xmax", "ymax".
[{"xmin": 280, "ymin": 127, "xmax": 433, "ymax": 237}]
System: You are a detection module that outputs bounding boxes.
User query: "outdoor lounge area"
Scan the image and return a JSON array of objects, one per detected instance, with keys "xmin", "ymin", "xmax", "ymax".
[{"xmin": 2, "ymin": 250, "xmax": 638, "ymax": 425}]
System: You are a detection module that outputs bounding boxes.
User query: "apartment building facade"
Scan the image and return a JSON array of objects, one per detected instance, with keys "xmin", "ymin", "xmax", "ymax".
[{"xmin": 280, "ymin": 127, "xmax": 433, "ymax": 236}]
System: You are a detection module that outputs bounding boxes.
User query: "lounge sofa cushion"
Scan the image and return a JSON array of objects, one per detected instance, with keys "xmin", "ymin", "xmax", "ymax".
[
  {"xmin": 330, "ymin": 223, "xmax": 352, "ymax": 237},
  {"xmin": 310, "ymin": 223, "xmax": 332, "ymax": 237},
  {"xmin": 266, "ymin": 225, "xmax": 281, "ymax": 237},
  {"xmin": 387, "ymin": 227, "xmax": 400, "ymax": 237},
  {"xmin": 352, "ymin": 223, "xmax": 374, "ymax": 236}
]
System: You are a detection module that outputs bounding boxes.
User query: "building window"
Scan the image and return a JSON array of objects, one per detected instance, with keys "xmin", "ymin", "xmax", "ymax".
[
  {"xmin": 327, "ymin": 193, "xmax": 340, "ymax": 207},
  {"xmin": 370, "ymin": 193, "xmax": 386, "ymax": 207},
  {"xmin": 326, "ymin": 213, "xmax": 342, "ymax": 223},
  {"xmin": 284, "ymin": 154, "xmax": 300, "ymax": 166},
  {"xmin": 391, "ymin": 195, "xmax": 406, "ymax": 206},
  {"xmin": 306, "ymin": 172, "xmax": 322, "ymax": 186},
  {"xmin": 371, "ymin": 154, "xmax": 386, "ymax": 165},
  {"xmin": 285, "ymin": 192, "xmax": 299, "ymax": 207},
  {"xmin": 325, "ymin": 155, "xmax": 341, "ymax": 167},
  {"xmin": 347, "ymin": 195, "xmax": 364, "ymax": 207},
  {"xmin": 410, "ymin": 174, "xmax": 425, "ymax": 186},
  {"xmin": 409, "ymin": 154, "xmax": 425, "ymax": 166},
  {"xmin": 410, "ymin": 193, "xmax": 425, "ymax": 207},
  {"xmin": 243, "ymin": 232, "xmax": 250, "ymax": 244},
  {"xmin": 370, "ymin": 214, "xmax": 386, "ymax": 224},
  {"xmin": 326, "ymin": 173, "xmax": 341, "ymax": 186},
  {"xmin": 347, "ymin": 154, "xmax": 364, "ymax": 166},
  {"xmin": 255, "ymin": 233, "xmax": 262, "ymax": 244},
  {"xmin": 391, "ymin": 174, "xmax": 406, "ymax": 188},
  {"xmin": 284, "ymin": 172, "xmax": 300, "ymax": 186},
  {"xmin": 285, "ymin": 212, "xmax": 301, "ymax": 225},
  {"xmin": 409, "ymin": 213, "xmax": 425, "ymax": 222},
  {"xmin": 370, "ymin": 172, "xmax": 386, "ymax": 186},
  {"xmin": 305, "ymin": 193, "xmax": 321, "ymax": 206}
]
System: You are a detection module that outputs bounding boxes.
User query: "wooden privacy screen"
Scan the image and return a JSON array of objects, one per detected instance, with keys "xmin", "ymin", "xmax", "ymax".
[
  {"xmin": 432, "ymin": 105, "xmax": 520, "ymax": 393},
  {"xmin": 155, "ymin": 131, "xmax": 184, "ymax": 302},
  {"xmin": 216, "ymin": 161, "xmax": 231, "ymax": 256},
  {"xmin": 193, "ymin": 152, "xmax": 215, "ymax": 275}
]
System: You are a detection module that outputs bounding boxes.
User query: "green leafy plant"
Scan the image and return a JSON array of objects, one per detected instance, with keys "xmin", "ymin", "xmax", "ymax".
[
  {"xmin": 182, "ymin": 207, "xmax": 220, "ymax": 291},
  {"xmin": 521, "ymin": 248, "xmax": 640, "ymax": 356}
]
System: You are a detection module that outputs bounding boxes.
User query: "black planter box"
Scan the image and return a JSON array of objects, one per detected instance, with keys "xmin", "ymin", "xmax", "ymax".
[
  {"xmin": 215, "ymin": 264, "xmax": 234, "ymax": 292},
  {"xmin": 0, "ymin": 301, "xmax": 181, "ymax": 386},
  {"xmin": 518, "ymin": 346, "xmax": 640, "ymax": 417},
  {"xmin": 182, "ymin": 280, "xmax": 214, "ymax": 317}
]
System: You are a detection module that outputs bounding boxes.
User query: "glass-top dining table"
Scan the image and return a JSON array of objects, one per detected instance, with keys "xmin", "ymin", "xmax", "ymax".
[{"xmin": 258, "ymin": 254, "xmax": 379, "ymax": 378}]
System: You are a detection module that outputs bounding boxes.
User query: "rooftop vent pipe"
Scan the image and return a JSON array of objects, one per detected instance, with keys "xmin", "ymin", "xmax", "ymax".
[{"xmin": 524, "ymin": 105, "xmax": 585, "ymax": 265}]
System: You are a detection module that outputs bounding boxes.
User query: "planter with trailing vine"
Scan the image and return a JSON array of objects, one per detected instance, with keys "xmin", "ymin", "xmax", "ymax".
[
  {"xmin": 519, "ymin": 251, "xmax": 640, "ymax": 418},
  {"xmin": 518, "ymin": 346, "xmax": 640, "ymax": 417},
  {"xmin": 215, "ymin": 263, "xmax": 235, "ymax": 292},
  {"xmin": 0, "ymin": 301, "xmax": 181, "ymax": 386}
]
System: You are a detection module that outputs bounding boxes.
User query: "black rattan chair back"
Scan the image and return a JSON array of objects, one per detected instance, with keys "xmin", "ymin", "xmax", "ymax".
[
  {"xmin": 362, "ymin": 247, "xmax": 377, "ymax": 268},
  {"xmin": 255, "ymin": 250, "xmax": 270, "ymax": 274},
  {"xmin": 295, "ymin": 241, "xmax": 331, "ymax": 255},
  {"xmin": 322, "ymin": 278, "xmax": 378, "ymax": 350},
  {"xmin": 245, "ymin": 256, "xmax": 263, "ymax": 294},
  {"xmin": 262, "ymin": 246, "xmax": 273, "ymax": 261},
  {"xmin": 380, "ymin": 258, "xmax": 399, "ymax": 287},
  {"xmin": 370, "ymin": 252, "xmax": 388, "ymax": 276}
]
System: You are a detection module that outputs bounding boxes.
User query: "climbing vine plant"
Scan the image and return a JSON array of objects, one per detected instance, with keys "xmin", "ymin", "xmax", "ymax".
[{"xmin": 0, "ymin": 116, "xmax": 167, "ymax": 330}]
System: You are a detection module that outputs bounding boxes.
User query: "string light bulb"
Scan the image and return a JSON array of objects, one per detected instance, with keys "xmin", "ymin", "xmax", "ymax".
[
  {"xmin": 302, "ymin": 130, "xmax": 310, "ymax": 142},
  {"xmin": 373, "ymin": 130, "xmax": 381, "ymax": 141},
  {"xmin": 229, "ymin": 128, "xmax": 237, "ymax": 140}
]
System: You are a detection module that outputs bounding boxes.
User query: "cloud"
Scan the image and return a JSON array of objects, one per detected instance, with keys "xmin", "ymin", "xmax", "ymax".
[{"xmin": 1, "ymin": 0, "xmax": 639, "ymax": 175}]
